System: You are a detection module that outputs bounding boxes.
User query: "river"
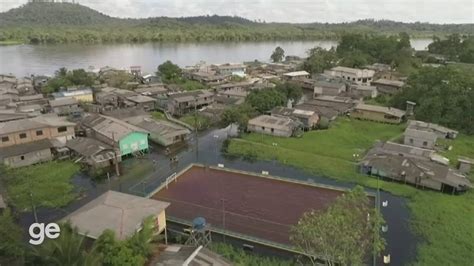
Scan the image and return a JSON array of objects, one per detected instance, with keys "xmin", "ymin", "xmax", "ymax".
[{"xmin": 0, "ymin": 39, "xmax": 433, "ymax": 77}]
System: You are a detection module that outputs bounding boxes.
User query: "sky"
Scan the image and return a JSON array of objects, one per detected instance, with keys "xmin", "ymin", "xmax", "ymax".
[{"xmin": 0, "ymin": 0, "xmax": 473, "ymax": 24}]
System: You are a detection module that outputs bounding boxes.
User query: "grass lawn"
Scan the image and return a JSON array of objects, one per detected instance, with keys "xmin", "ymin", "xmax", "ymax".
[
  {"xmin": 226, "ymin": 118, "xmax": 474, "ymax": 265},
  {"xmin": 151, "ymin": 111, "xmax": 166, "ymax": 120},
  {"xmin": 2, "ymin": 161, "xmax": 80, "ymax": 211},
  {"xmin": 0, "ymin": 40, "xmax": 23, "ymax": 46},
  {"xmin": 179, "ymin": 113, "xmax": 211, "ymax": 131},
  {"xmin": 209, "ymin": 243, "xmax": 291, "ymax": 266}
]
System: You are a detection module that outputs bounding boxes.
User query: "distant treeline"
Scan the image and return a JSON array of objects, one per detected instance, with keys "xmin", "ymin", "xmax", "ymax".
[{"xmin": 0, "ymin": 3, "xmax": 473, "ymax": 44}]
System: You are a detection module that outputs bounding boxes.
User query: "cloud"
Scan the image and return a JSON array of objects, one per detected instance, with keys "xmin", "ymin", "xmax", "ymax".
[{"xmin": 1, "ymin": 0, "xmax": 473, "ymax": 23}]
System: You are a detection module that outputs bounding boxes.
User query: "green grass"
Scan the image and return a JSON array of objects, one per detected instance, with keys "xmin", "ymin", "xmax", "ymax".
[
  {"xmin": 0, "ymin": 40, "xmax": 23, "ymax": 45},
  {"xmin": 151, "ymin": 111, "xmax": 166, "ymax": 120},
  {"xmin": 209, "ymin": 243, "xmax": 292, "ymax": 266},
  {"xmin": 226, "ymin": 118, "xmax": 474, "ymax": 265},
  {"xmin": 179, "ymin": 113, "xmax": 211, "ymax": 131},
  {"xmin": 2, "ymin": 161, "xmax": 80, "ymax": 211}
]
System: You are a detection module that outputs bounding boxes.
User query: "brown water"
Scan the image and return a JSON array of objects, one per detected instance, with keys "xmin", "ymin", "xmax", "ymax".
[{"xmin": 0, "ymin": 39, "xmax": 432, "ymax": 76}]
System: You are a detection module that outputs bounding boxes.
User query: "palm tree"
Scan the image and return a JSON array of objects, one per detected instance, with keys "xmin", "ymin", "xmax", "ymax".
[{"xmin": 30, "ymin": 222, "xmax": 101, "ymax": 266}]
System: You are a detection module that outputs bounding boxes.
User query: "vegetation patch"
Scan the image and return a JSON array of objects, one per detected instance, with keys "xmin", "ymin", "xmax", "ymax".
[
  {"xmin": 209, "ymin": 243, "xmax": 291, "ymax": 266},
  {"xmin": 226, "ymin": 118, "xmax": 474, "ymax": 265},
  {"xmin": 2, "ymin": 161, "xmax": 80, "ymax": 210},
  {"xmin": 179, "ymin": 113, "xmax": 211, "ymax": 131}
]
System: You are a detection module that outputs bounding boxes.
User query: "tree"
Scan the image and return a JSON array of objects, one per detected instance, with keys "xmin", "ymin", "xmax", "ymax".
[
  {"xmin": 221, "ymin": 104, "xmax": 257, "ymax": 132},
  {"xmin": 30, "ymin": 222, "xmax": 101, "ymax": 266},
  {"xmin": 303, "ymin": 47, "xmax": 337, "ymax": 74},
  {"xmin": 94, "ymin": 230, "xmax": 145, "ymax": 266},
  {"xmin": 390, "ymin": 66, "xmax": 474, "ymax": 134},
  {"xmin": 0, "ymin": 209, "xmax": 25, "ymax": 263},
  {"xmin": 275, "ymin": 82, "xmax": 303, "ymax": 103},
  {"xmin": 246, "ymin": 88, "xmax": 287, "ymax": 113},
  {"xmin": 271, "ymin": 46, "xmax": 285, "ymax": 63},
  {"xmin": 290, "ymin": 186, "xmax": 385, "ymax": 266},
  {"xmin": 157, "ymin": 60, "xmax": 182, "ymax": 83}
]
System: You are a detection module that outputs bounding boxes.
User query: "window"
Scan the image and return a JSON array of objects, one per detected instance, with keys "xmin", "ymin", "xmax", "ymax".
[
  {"xmin": 58, "ymin": 126, "xmax": 67, "ymax": 133},
  {"xmin": 423, "ymin": 141, "xmax": 428, "ymax": 146},
  {"xmin": 20, "ymin": 155, "xmax": 25, "ymax": 160},
  {"xmin": 1, "ymin": 136, "xmax": 9, "ymax": 142},
  {"xmin": 262, "ymin": 126, "xmax": 265, "ymax": 130},
  {"xmin": 409, "ymin": 138, "xmax": 414, "ymax": 144},
  {"xmin": 36, "ymin": 130, "xmax": 43, "ymax": 136},
  {"xmin": 271, "ymin": 128, "xmax": 274, "ymax": 133},
  {"xmin": 19, "ymin": 133, "xmax": 27, "ymax": 139}
]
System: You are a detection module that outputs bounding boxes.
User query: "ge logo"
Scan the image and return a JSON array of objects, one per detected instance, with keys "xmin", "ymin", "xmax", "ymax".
[{"xmin": 28, "ymin": 222, "xmax": 61, "ymax": 245}]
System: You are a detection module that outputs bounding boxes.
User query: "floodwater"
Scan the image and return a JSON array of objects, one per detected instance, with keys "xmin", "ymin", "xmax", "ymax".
[
  {"xmin": 0, "ymin": 39, "xmax": 433, "ymax": 77},
  {"xmin": 18, "ymin": 126, "xmax": 417, "ymax": 265}
]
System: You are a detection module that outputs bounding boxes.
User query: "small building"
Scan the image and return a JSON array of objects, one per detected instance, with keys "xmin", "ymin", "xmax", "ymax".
[
  {"xmin": 404, "ymin": 128, "xmax": 438, "ymax": 149},
  {"xmin": 351, "ymin": 104, "xmax": 406, "ymax": 124},
  {"xmin": 135, "ymin": 84, "xmax": 167, "ymax": 98},
  {"xmin": 313, "ymin": 80, "xmax": 346, "ymax": 97},
  {"xmin": 53, "ymin": 88, "xmax": 94, "ymax": 103},
  {"xmin": 16, "ymin": 94, "xmax": 47, "ymax": 106},
  {"xmin": 63, "ymin": 191, "xmax": 170, "ymax": 240},
  {"xmin": 350, "ymin": 84, "xmax": 378, "ymax": 99},
  {"xmin": 0, "ymin": 139, "xmax": 53, "ymax": 168},
  {"xmin": 123, "ymin": 115, "xmax": 191, "ymax": 147},
  {"xmin": 271, "ymin": 106, "xmax": 319, "ymax": 129},
  {"xmin": 67, "ymin": 137, "xmax": 121, "ymax": 170},
  {"xmin": 81, "ymin": 114, "xmax": 149, "ymax": 157},
  {"xmin": 215, "ymin": 63, "xmax": 246, "ymax": 76},
  {"xmin": 167, "ymin": 90, "xmax": 214, "ymax": 116},
  {"xmin": 361, "ymin": 151, "xmax": 472, "ymax": 193},
  {"xmin": 371, "ymin": 79, "xmax": 405, "ymax": 96},
  {"xmin": 282, "ymin": 71, "xmax": 310, "ymax": 81},
  {"xmin": 407, "ymin": 120, "xmax": 458, "ymax": 139},
  {"xmin": 49, "ymin": 97, "xmax": 82, "ymax": 116},
  {"xmin": 247, "ymin": 115, "xmax": 300, "ymax": 137},
  {"xmin": 324, "ymin": 66, "xmax": 375, "ymax": 85},
  {"xmin": 0, "ymin": 115, "xmax": 75, "ymax": 149},
  {"xmin": 126, "ymin": 95, "xmax": 156, "ymax": 111}
]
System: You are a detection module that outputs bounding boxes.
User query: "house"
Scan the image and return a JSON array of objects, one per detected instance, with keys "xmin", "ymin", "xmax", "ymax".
[
  {"xmin": 360, "ymin": 142, "xmax": 472, "ymax": 193},
  {"xmin": 81, "ymin": 114, "xmax": 149, "ymax": 156},
  {"xmin": 126, "ymin": 95, "xmax": 156, "ymax": 111},
  {"xmin": 0, "ymin": 139, "xmax": 53, "ymax": 168},
  {"xmin": 296, "ymin": 96, "xmax": 356, "ymax": 121},
  {"xmin": 67, "ymin": 137, "xmax": 121, "ymax": 170},
  {"xmin": 313, "ymin": 80, "xmax": 346, "ymax": 97},
  {"xmin": 16, "ymin": 94, "xmax": 47, "ymax": 106},
  {"xmin": 351, "ymin": 103, "xmax": 406, "ymax": 124},
  {"xmin": 404, "ymin": 127, "xmax": 438, "ymax": 149},
  {"xmin": 247, "ymin": 115, "xmax": 300, "ymax": 137},
  {"xmin": 94, "ymin": 87, "xmax": 120, "ymax": 108},
  {"xmin": 324, "ymin": 66, "xmax": 375, "ymax": 85},
  {"xmin": 371, "ymin": 79, "xmax": 405, "ymax": 95},
  {"xmin": 407, "ymin": 120, "xmax": 458, "ymax": 139},
  {"xmin": 282, "ymin": 71, "xmax": 310, "ymax": 81},
  {"xmin": 63, "ymin": 191, "xmax": 170, "ymax": 240},
  {"xmin": 215, "ymin": 63, "xmax": 246, "ymax": 76},
  {"xmin": 167, "ymin": 90, "xmax": 214, "ymax": 116},
  {"xmin": 0, "ymin": 110, "xmax": 31, "ymax": 123},
  {"xmin": 123, "ymin": 115, "xmax": 191, "ymax": 147},
  {"xmin": 53, "ymin": 88, "xmax": 94, "ymax": 103},
  {"xmin": 350, "ymin": 85, "xmax": 378, "ymax": 99},
  {"xmin": 135, "ymin": 84, "xmax": 167, "ymax": 98},
  {"xmin": 271, "ymin": 106, "xmax": 319, "ymax": 129},
  {"xmin": 49, "ymin": 97, "xmax": 82, "ymax": 116},
  {"xmin": 0, "ymin": 115, "xmax": 75, "ymax": 149},
  {"xmin": 16, "ymin": 78, "xmax": 35, "ymax": 95}
]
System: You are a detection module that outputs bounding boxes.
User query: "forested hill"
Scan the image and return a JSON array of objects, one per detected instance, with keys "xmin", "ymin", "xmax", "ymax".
[{"xmin": 0, "ymin": 2, "xmax": 473, "ymax": 44}]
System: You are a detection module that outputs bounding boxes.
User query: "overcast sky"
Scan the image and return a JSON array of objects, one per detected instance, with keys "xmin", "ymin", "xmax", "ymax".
[{"xmin": 1, "ymin": 0, "xmax": 473, "ymax": 23}]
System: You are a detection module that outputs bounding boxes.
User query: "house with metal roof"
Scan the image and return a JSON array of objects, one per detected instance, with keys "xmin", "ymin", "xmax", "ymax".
[
  {"xmin": 62, "ymin": 191, "xmax": 170, "ymax": 240},
  {"xmin": 361, "ymin": 142, "xmax": 472, "ymax": 193},
  {"xmin": 0, "ymin": 138, "xmax": 53, "ymax": 168},
  {"xmin": 325, "ymin": 66, "xmax": 375, "ymax": 85},
  {"xmin": 49, "ymin": 97, "xmax": 82, "ymax": 116},
  {"xmin": 404, "ymin": 127, "xmax": 438, "ymax": 149},
  {"xmin": 67, "ymin": 137, "xmax": 121, "ymax": 170},
  {"xmin": 271, "ymin": 106, "xmax": 319, "ymax": 130},
  {"xmin": 247, "ymin": 115, "xmax": 301, "ymax": 137},
  {"xmin": 371, "ymin": 78, "xmax": 405, "ymax": 96},
  {"xmin": 407, "ymin": 120, "xmax": 459, "ymax": 139},
  {"xmin": 313, "ymin": 80, "xmax": 347, "ymax": 97},
  {"xmin": 167, "ymin": 90, "xmax": 214, "ymax": 116},
  {"xmin": 81, "ymin": 114, "xmax": 149, "ymax": 156},
  {"xmin": 351, "ymin": 103, "xmax": 406, "ymax": 124}
]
